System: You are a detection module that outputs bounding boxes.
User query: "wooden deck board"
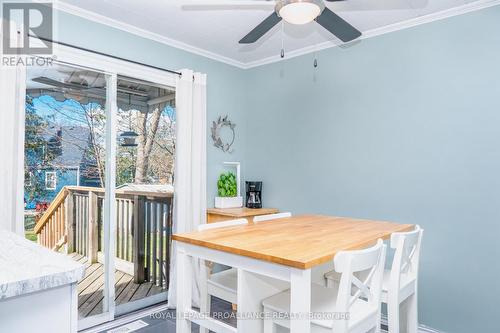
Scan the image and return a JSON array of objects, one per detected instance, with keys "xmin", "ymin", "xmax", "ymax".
[
  {"xmin": 115, "ymin": 279, "xmax": 141, "ymax": 305},
  {"xmin": 88, "ymin": 271, "xmax": 128, "ymax": 317},
  {"xmin": 78, "ymin": 265, "xmax": 103, "ymax": 294},
  {"xmin": 130, "ymin": 282, "xmax": 153, "ymax": 302},
  {"xmin": 68, "ymin": 254, "xmax": 167, "ymax": 319},
  {"xmin": 80, "ymin": 271, "xmax": 124, "ymax": 318}
]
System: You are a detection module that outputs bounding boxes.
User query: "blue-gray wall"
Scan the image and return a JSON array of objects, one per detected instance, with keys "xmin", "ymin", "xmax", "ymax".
[
  {"xmin": 244, "ymin": 6, "xmax": 500, "ymax": 333},
  {"xmin": 53, "ymin": 11, "xmax": 248, "ymax": 205}
]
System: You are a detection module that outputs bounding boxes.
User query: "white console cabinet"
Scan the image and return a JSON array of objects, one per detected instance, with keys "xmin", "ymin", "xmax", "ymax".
[{"xmin": 0, "ymin": 230, "xmax": 85, "ymax": 333}]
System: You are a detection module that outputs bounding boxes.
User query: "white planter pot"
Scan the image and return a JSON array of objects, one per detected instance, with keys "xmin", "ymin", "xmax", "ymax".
[{"xmin": 215, "ymin": 196, "xmax": 243, "ymax": 209}]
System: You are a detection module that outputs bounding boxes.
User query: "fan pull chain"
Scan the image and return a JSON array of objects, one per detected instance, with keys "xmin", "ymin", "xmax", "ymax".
[
  {"xmin": 313, "ymin": 43, "xmax": 318, "ymax": 68},
  {"xmin": 281, "ymin": 21, "xmax": 285, "ymax": 58}
]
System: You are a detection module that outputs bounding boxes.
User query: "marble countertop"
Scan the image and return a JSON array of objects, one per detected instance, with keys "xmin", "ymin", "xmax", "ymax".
[{"xmin": 0, "ymin": 230, "xmax": 85, "ymax": 300}]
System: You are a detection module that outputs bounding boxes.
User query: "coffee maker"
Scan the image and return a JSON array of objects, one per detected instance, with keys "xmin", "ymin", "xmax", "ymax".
[{"xmin": 246, "ymin": 181, "xmax": 262, "ymax": 208}]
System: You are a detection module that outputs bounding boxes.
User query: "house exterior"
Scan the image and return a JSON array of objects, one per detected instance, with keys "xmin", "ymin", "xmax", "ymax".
[{"xmin": 24, "ymin": 126, "xmax": 100, "ymax": 210}]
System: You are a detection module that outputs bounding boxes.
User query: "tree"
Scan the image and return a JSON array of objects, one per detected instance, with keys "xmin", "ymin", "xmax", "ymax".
[
  {"xmin": 81, "ymin": 102, "xmax": 106, "ymax": 186},
  {"xmin": 24, "ymin": 96, "xmax": 51, "ymax": 201},
  {"xmin": 133, "ymin": 104, "xmax": 175, "ymax": 184},
  {"xmin": 29, "ymin": 95, "xmax": 176, "ymax": 189}
]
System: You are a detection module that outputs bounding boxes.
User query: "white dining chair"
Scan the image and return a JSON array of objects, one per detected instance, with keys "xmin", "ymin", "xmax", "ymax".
[
  {"xmin": 383, "ymin": 226, "xmax": 423, "ymax": 333},
  {"xmin": 253, "ymin": 212, "xmax": 292, "ymax": 223},
  {"xmin": 198, "ymin": 218, "xmax": 247, "ymax": 333},
  {"xmin": 325, "ymin": 226, "xmax": 423, "ymax": 333},
  {"xmin": 262, "ymin": 239, "xmax": 387, "ymax": 333}
]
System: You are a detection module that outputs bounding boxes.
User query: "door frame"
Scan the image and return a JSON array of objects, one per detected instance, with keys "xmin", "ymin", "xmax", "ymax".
[{"xmin": 21, "ymin": 37, "xmax": 179, "ymax": 330}]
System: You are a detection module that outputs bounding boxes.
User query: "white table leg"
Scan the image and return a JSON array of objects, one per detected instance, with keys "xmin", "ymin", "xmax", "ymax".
[
  {"xmin": 199, "ymin": 261, "xmax": 210, "ymax": 333},
  {"xmin": 290, "ymin": 268, "xmax": 311, "ymax": 333},
  {"xmin": 176, "ymin": 244, "xmax": 192, "ymax": 333}
]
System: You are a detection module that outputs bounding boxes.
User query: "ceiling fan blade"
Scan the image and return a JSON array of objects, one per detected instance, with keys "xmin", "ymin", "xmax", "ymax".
[
  {"xmin": 32, "ymin": 77, "xmax": 89, "ymax": 90},
  {"xmin": 316, "ymin": 7, "xmax": 361, "ymax": 43},
  {"xmin": 239, "ymin": 12, "xmax": 282, "ymax": 44}
]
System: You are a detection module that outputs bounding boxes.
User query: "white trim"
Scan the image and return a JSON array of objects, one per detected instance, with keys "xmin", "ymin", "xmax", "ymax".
[
  {"xmin": 50, "ymin": 0, "xmax": 500, "ymax": 69},
  {"xmin": 103, "ymin": 73, "xmax": 118, "ymax": 322},
  {"xmin": 418, "ymin": 325, "xmax": 446, "ymax": 333},
  {"xmin": 380, "ymin": 314, "xmax": 446, "ymax": 333},
  {"xmin": 78, "ymin": 312, "xmax": 114, "ymax": 331}
]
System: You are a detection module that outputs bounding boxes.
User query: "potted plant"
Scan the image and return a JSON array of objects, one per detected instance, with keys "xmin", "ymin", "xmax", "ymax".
[{"xmin": 214, "ymin": 171, "xmax": 243, "ymax": 208}]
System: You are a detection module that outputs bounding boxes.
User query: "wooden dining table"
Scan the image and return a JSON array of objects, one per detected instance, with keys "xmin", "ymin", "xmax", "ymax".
[{"xmin": 173, "ymin": 214, "xmax": 413, "ymax": 333}]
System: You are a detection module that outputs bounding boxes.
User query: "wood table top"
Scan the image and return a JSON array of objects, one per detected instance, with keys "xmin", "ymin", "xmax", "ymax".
[
  {"xmin": 207, "ymin": 207, "xmax": 279, "ymax": 217},
  {"xmin": 173, "ymin": 215, "xmax": 414, "ymax": 269}
]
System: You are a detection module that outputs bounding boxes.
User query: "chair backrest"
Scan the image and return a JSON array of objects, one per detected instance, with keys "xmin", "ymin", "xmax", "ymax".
[
  {"xmin": 253, "ymin": 212, "xmax": 292, "ymax": 223},
  {"xmin": 197, "ymin": 219, "xmax": 247, "ymax": 284},
  {"xmin": 389, "ymin": 225, "xmax": 424, "ymax": 289},
  {"xmin": 197, "ymin": 218, "xmax": 248, "ymax": 231},
  {"xmin": 333, "ymin": 239, "xmax": 386, "ymax": 333}
]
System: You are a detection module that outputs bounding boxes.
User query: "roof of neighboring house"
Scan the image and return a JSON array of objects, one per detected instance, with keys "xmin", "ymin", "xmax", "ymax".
[{"xmin": 44, "ymin": 126, "xmax": 90, "ymax": 167}]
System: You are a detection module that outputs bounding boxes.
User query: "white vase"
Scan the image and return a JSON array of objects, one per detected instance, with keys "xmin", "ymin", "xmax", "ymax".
[{"xmin": 214, "ymin": 196, "xmax": 243, "ymax": 209}]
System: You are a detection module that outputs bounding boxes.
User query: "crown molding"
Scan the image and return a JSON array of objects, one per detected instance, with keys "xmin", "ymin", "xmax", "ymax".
[
  {"xmin": 52, "ymin": 0, "xmax": 500, "ymax": 70},
  {"xmin": 52, "ymin": 1, "xmax": 248, "ymax": 69},
  {"xmin": 244, "ymin": 0, "xmax": 500, "ymax": 68}
]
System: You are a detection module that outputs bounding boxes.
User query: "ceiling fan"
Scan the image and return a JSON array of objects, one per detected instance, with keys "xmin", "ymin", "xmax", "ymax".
[{"xmin": 184, "ymin": 0, "xmax": 362, "ymax": 44}]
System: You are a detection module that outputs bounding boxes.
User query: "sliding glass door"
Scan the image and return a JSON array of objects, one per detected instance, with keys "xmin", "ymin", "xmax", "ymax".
[
  {"xmin": 113, "ymin": 76, "xmax": 175, "ymax": 316},
  {"xmin": 20, "ymin": 36, "xmax": 178, "ymax": 329},
  {"xmin": 25, "ymin": 62, "xmax": 113, "ymax": 328}
]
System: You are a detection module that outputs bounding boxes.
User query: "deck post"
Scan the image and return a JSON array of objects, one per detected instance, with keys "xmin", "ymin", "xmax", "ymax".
[
  {"xmin": 65, "ymin": 191, "xmax": 75, "ymax": 254},
  {"xmin": 133, "ymin": 195, "xmax": 146, "ymax": 283},
  {"xmin": 166, "ymin": 197, "xmax": 173, "ymax": 287},
  {"xmin": 88, "ymin": 191, "xmax": 99, "ymax": 263}
]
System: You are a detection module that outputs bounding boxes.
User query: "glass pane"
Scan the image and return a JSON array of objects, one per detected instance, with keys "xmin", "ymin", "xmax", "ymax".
[
  {"xmin": 114, "ymin": 76, "xmax": 175, "ymax": 314},
  {"xmin": 25, "ymin": 63, "xmax": 109, "ymax": 321}
]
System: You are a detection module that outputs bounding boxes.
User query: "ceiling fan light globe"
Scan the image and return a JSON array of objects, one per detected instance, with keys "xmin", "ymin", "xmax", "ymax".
[{"xmin": 279, "ymin": 2, "xmax": 321, "ymax": 25}]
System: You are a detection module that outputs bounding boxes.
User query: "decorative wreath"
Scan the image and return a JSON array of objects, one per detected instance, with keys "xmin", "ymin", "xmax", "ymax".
[{"xmin": 211, "ymin": 115, "xmax": 236, "ymax": 153}]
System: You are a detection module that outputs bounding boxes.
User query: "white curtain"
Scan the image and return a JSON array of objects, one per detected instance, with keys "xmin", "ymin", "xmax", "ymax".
[
  {"xmin": 0, "ymin": 23, "xmax": 26, "ymax": 235},
  {"xmin": 168, "ymin": 69, "xmax": 207, "ymax": 308}
]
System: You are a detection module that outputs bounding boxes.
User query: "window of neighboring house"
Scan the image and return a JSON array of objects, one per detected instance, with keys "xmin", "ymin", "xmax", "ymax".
[
  {"xmin": 45, "ymin": 171, "xmax": 57, "ymax": 190},
  {"xmin": 25, "ymin": 172, "xmax": 33, "ymax": 187}
]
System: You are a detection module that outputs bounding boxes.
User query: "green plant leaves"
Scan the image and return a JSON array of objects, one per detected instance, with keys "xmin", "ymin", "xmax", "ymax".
[{"xmin": 217, "ymin": 171, "xmax": 237, "ymax": 197}]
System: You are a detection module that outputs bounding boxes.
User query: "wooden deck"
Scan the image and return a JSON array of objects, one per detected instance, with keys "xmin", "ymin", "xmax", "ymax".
[{"xmin": 70, "ymin": 253, "xmax": 165, "ymax": 319}]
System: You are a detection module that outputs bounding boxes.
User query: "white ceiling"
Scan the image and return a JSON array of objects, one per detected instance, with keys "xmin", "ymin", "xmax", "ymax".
[{"xmin": 57, "ymin": 0, "xmax": 498, "ymax": 68}]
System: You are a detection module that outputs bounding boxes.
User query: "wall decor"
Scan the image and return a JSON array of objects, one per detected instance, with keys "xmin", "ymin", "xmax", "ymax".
[{"xmin": 211, "ymin": 115, "xmax": 235, "ymax": 153}]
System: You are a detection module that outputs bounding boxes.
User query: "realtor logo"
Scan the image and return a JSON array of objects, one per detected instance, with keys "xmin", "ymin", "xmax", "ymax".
[{"xmin": 2, "ymin": 2, "xmax": 53, "ymax": 55}]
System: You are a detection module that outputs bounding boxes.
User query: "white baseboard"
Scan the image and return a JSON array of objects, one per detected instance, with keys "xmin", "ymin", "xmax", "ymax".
[{"xmin": 381, "ymin": 314, "xmax": 445, "ymax": 333}]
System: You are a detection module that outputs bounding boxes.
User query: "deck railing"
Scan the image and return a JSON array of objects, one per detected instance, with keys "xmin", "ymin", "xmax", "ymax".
[{"xmin": 34, "ymin": 185, "xmax": 173, "ymax": 288}]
